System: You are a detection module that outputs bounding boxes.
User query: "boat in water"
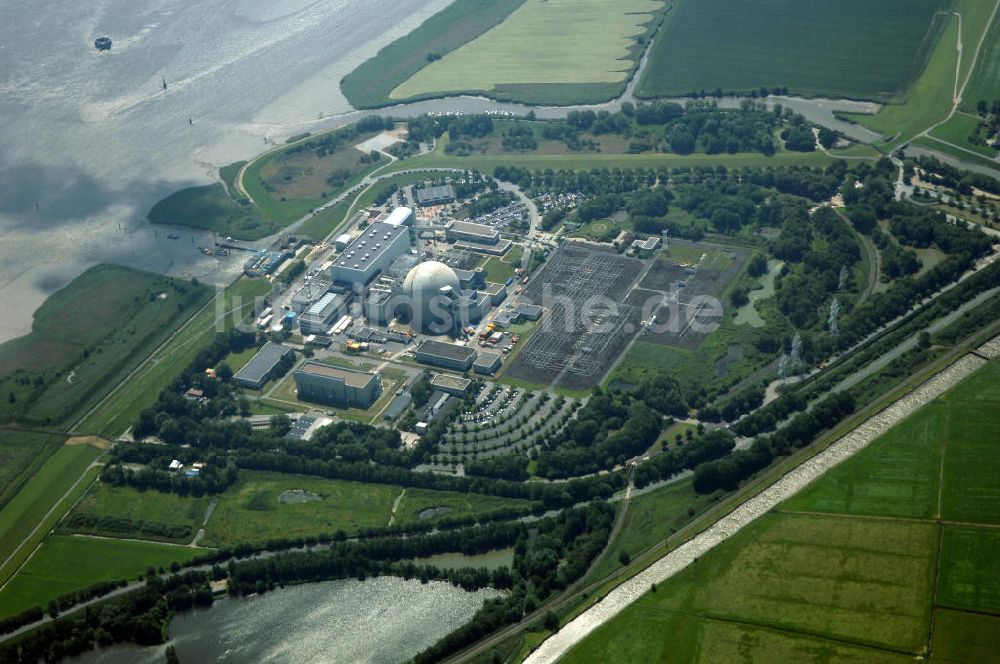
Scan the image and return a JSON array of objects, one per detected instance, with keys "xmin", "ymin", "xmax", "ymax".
[{"xmin": 94, "ymin": 36, "xmax": 112, "ymax": 51}]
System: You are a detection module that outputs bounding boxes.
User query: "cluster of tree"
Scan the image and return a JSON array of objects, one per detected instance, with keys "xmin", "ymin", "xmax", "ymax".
[
  {"xmin": 774, "ymin": 206, "xmax": 861, "ymax": 328},
  {"xmin": 501, "ymin": 125, "xmax": 537, "ymax": 151},
  {"xmin": 664, "ymin": 103, "xmax": 782, "ymax": 155},
  {"xmin": 466, "ymin": 455, "xmax": 529, "ymax": 481},
  {"xmin": 913, "ymin": 155, "xmax": 1000, "ymax": 196},
  {"xmin": 413, "ymin": 502, "xmax": 614, "ymax": 663},
  {"xmin": 693, "ymin": 392, "xmax": 855, "ymax": 493},
  {"xmin": 0, "ymin": 572, "xmax": 213, "ymax": 663},
  {"xmin": 699, "ymin": 385, "xmax": 766, "ymax": 423},
  {"xmin": 62, "ymin": 513, "xmax": 192, "ymax": 541},
  {"xmin": 632, "ymin": 429, "xmax": 736, "ymax": 488},
  {"xmin": 465, "ymin": 191, "xmax": 516, "ymax": 218},
  {"xmin": 888, "ymin": 205, "xmax": 993, "ymax": 255},
  {"xmin": 875, "ymin": 230, "xmax": 921, "ymax": 279},
  {"xmin": 100, "ymin": 460, "xmax": 238, "ymax": 497},
  {"xmin": 535, "ymin": 379, "xmax": 686, "ymax": 478}
]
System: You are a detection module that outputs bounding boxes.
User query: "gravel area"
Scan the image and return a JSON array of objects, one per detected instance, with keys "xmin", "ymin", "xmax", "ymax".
[{"xmin": 525, "ymin": 348, "xmax": 993, "ymax": 664}]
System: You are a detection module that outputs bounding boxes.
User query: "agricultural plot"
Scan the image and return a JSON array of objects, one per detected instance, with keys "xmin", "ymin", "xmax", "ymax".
[
  {"xmin": 636, "ymin": 0, "xmax": 948, "ymax": 100},
  {"xmin": 563, "ymin": 357, "xmax": 1000, "ymax": 663},
  {"xmin": 506, "ymin": 244, "xmax": 645, "ymax": 390},
  {"xmin": 0, "ymin": 536, "xmax": 197, "ymax": 619},
  {"xmin": 390, "ymin": 0, "xmax": 662, "ymax": 104},
  {"xmin": 963, "ymin": 9, "xmax": 1000, "ymax": 111},
  {"xmin": 64, "ymin": 481, "xmax": 210, "ymax": 544}
]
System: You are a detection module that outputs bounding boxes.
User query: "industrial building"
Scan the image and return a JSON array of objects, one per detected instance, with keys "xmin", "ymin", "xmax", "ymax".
[
  {"xmin": 299, "ymin": 292, "xmax": 348, "ymax": 335},
  {"xmin": 290, "ymin": 277, "xmax": 333, "ymax": 313},
  {"xmin": 453, "ymin": 267, "xmax": 487, "ymax": 291},
  {"xmin": 445, "ymin": 220, "xmax": 500, "ymax": 245},
  {"xmin": 414, "ymin": 340, "xmax": 478, "ymax": 371},
  {"xmin": 473, "ymin": 350, "xmax": 502, "ymax": 375},
  {"xmin": 430, "ymin": 374, "xmax": 473, "ymax": 396},
  {"xmin": 455, "ymin": 239, "xmax": 513, "ymax": 256},
  {"xmin": 399, "ymin": 261, "xmax": 490, "ymax": 333},
  {"xmin": 631, "ymin": 236, "xmax": 662, "ymax": 253},
  {"xmin": 415, "ymin": 185, "xmax": 455, "ymax": 206},
  {"xmin": 330, "ymin": 222, "xmax": 411, "ymax": 285},
  {"xmin": 233, "ymin": 343, "xmax": 294, "ymax": 389},
  {"xmin": 293, "ymin": 361, "xmax": 382, "ymax": 408},
  {"xmin": 383, "ymin": 206, "xmax": 414, "ymax": 227}
]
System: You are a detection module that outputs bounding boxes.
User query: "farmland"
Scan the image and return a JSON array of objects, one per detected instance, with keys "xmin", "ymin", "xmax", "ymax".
[
  {"xmin": 562, "ymin": 358, "xmax": 1000, "ymax": 663},
  {"xmin": 963, "ymin": 9, "xmax": 1000, "ymax": 110},
  {"xmin": 0, "ymin": 265, "xmax": 212, "ymax": 427},
  {"xmin": 341, "ymin": 0, "xmax": 528, "ymax": 108},
  {"xmin": 390, "ymin": 0, "xmax": 664, "ymax": 104},
  {"xmin": 636, "ymin": 0, "xmax": 948, "ymax": 101},
  {"xmin": 0, "ymin": 536, "xmax": 197, "ymax": 619}
]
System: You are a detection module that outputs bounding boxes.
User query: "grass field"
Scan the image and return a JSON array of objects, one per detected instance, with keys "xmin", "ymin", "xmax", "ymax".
[
  {"xmin": 0, "ymin": 535, "xmax": 197, "ymax": 619},
  {"xmin": 913, "ymin": 136, "xmax": 1000, "ymax": 171},
  {"xmin": 563, "ymin": 358, "xmax": 1000, "ymax": 662},
  {"xmin": 0, "ymin": 265, "xmax": 212, "ymax": 427},
  {"xmin": 636, "ymin": 0, "xmax": 948, "ymax": 101},
  {"xmin": 78, "ymin": 277, "xmax": 269, "ymax": 438},
  {"xmin": 341, "ymin": 0, "xmax": 528, "ymax": 108},
  {"xmin": 66, "ymin": 481, "xmax": 210, "ymax": 543},
  {"xmin": 391, "ymin": 0, "xmax": 661, "ymax": 102},
  {"xmin": 0, "ymin": 443, "xmax": 103, "ymax": 588},
  {"xmin": 0, "ymin": 431, "xmax": 64, "ymax": 507},
  {"xmin": 481, "ymin": 246, "xmax": 522, "ymax": 283},
  {"xmin": 393, "ymin": 487, "xmax": 531, "ymax": 523},
  {"xmin": 928, "ymin": 113, "xmax": 999, "ymax": 157},
  {"xmin": 148, "ymin": 182, "xmax": 272, "ymax": 240}
]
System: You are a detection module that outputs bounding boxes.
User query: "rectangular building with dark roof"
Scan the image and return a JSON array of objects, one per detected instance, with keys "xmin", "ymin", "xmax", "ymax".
[
  {"xmin": 414, "ymin": 340, "xmax": 478, "ymax": 371},
  {"xmin": 293, "ymin": 361, "xmax": 381, "ymax": 408},
  {"xmin": 445, "ymin": 221, "xmax": 500, "ymax": 245}
]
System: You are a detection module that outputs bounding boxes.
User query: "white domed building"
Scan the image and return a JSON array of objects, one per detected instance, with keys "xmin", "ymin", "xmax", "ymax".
[{"xmin": 399, "ymin": 261, "xmax": 485, "ymax": 334}]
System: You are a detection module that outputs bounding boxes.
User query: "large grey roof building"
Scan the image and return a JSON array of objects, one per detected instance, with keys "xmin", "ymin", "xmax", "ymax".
[
  {"xmin": 330, "ymin": 222, "xmax": 411, "ymax": 285},
  {"xmin": 414, "ymin": 340, "xmax": 478, "ymax": 371},
  {"xmin": 233, "ymin": 343, "xmax": 294, "ymax": 389},
  {"xmin": 445, "ymin": 221, "xmax": 500, "ymax": 245}
]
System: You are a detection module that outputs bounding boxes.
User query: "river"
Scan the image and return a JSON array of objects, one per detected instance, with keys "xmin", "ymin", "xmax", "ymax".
[{"xmin": 67, "ymin": 577, "xmax": 499, "ymax": 664}]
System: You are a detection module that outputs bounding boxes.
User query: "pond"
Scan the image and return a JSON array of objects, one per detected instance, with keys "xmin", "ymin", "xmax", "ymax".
[{"xmin": 68, "ymin": 577, "xmax": 499, "ymax": 664}]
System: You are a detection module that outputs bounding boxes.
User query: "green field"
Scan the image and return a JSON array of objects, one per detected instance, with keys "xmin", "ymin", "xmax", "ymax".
[
  {"xmin": 636, "ymin": 0, "xmax": 948, "ymax": 100},
  {"xmin": 0, "ymin": 535, "xmax": 197, "ymax": 619},
  {"xmin": 66, "ymin": 481, "xmax": 210, "ymax": 544},
  {"xmin": 341, "ymin": 0, "xmax": 528, "ymax": 108},
  {"xmin": 0, "ymin": 265, "xmax": 212, "ymax": 427},
  {"xmin": 963, "ymin": 8, "xmax": 1000, "ymax": 110},
  {"xmin": 78, "ymin": 277, "xmax": 270, "ymax": 438},
  {"xmin": 928, "ymin": 112, "xmax": 1000, "ymax": 157},
  {"xmin": 0, "ymin": 443, "xmax": 103, "ymax": 588},
  {"xmin": 0, "ymin": 431, "xmax": 64, "ymax": 506},
  {"xmin": 586, "ymin": 478, "xmax": 716, "ymax": 583},
  {"xmin": 842, "ymin": 0, "xmax": 996, "ymax": 150},
  {"xmin": 393, "ymin": 487, "xmax": 531, "ymax": 523},
  {"xmin": 391, "ymin": 0, "xmax": 661, "ymax": 103},
  {"xmin": 481, "ymin": 246, "xmax": 522, "ymax": 283},
  {"xmin": 563, "ymin": 358, "xmax": 1000, "ymax": 662}
]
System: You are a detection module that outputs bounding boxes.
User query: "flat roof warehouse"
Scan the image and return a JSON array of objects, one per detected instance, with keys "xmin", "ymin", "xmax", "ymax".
[
  {"xmin": 334, "ymin": 222, "xmax": 408, "ymax": 271},
  {"xmin": 297, "ymin": 362, "xmax": 376, "ymax": 388}
]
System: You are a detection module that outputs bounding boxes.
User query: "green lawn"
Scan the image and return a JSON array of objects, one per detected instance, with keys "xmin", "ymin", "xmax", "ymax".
[
  {"xmin": 391, "ymin": 0, "xmax": 661, "ymax": 103},
  {"xmin": 928, "ymin": 113, "xmax": 999, "ymax": 158},
  {"xmin": 341, "ymin": 0, "xmax": 528, "ymax": 108},
  {"xmin": 0, "ymin": 265, "xmax": 212, "ymax": 427},
  {"xmin": 0, "ymin": 535, "xmax": 197, "ymax": 619},
  {"xmin": 637, "ymin": 0, "xmax": 948, "ymax": 101},
  {"xmin": 79, "ymin": 277, "xmax": 270, "ymax": 438},
  {"xmin": 0, "ymin": 443, "xmax": 103, "ymax": 588}
]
